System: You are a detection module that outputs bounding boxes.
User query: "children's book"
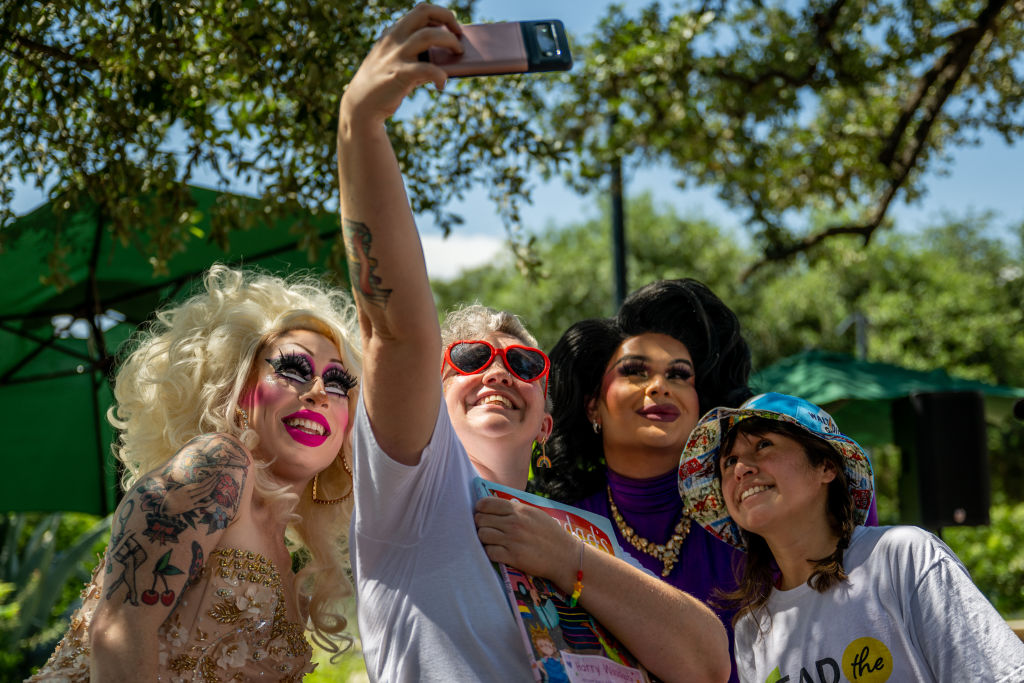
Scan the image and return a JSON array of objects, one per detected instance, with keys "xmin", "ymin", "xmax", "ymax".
[{"xmin": 473, "ymin": 477, "xmax": 652, "ymax": 683}]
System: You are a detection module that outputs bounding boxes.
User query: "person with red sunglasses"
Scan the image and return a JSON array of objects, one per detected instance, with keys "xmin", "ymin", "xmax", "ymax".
[{"xmin": 337, "ymin": 5, "xmax": 730, "ymax": 682}]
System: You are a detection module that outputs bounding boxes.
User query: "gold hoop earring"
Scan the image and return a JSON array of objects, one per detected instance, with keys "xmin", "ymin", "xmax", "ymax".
[
  {"xmin": 236, "ymin": 407, "xmax": 250, "ymax": 430},
  {"xmin": 340, "ymin": 451, "xmax": 353, "ymax": 478},
  {"xmin": 312, "ymin": 471, "xmax": 351, "ymax": 505},
  {"xmin": 313, "ymin": 449, "xmax": 353, "ymax": 505},
  {"xmin": 535, "ymin": 440, "xmax": 552, "ymax": 469}
]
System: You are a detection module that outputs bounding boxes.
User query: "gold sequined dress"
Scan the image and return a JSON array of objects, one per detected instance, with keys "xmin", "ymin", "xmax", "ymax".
[{"xmin": 28, "ymin": 547, "xmax": 315, "ymax": 682}]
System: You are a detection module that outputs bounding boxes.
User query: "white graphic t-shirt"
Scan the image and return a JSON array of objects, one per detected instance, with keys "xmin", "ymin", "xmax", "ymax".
[{"xmin": 734, "ymin": 525, "xmax": 1024, "ymax": 683}]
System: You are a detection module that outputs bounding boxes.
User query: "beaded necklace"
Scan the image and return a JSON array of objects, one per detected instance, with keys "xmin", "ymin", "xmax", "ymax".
[{"xmin": 607, "ymin": 486, "xmax": 691, "ymax": 577}]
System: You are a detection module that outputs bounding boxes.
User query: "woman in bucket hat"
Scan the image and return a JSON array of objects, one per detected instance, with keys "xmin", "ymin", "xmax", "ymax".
[{"xmin": 678, "ymin": 392, "xmax": 1024, "ymax": 682}]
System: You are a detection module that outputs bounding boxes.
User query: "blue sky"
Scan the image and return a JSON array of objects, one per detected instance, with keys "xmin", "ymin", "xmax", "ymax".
[
  {"xmin": 9, "ymin": 1, "xmax": 1021, "ymax": 279},
  {"xmin": 413, "ymin": 0, "xmax": 1023, "ymax": 277}
]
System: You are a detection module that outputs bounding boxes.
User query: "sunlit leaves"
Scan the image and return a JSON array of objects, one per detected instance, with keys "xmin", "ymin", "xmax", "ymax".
[
  {"xmin": 2, "ymin": 0, "xmax": 1021, "ymax": 281},
  {"xmin": 0, "ymin": 0, "xmax": 476, "ymax": 279},
  {"xmin": 538, "ymin": 0, "xmax": 1023, "ymax": 265}
]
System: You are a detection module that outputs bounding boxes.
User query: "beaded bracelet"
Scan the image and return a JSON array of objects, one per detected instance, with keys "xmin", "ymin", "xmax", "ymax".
[{"xmin": 568, "ymin": 541, "xmax": 584, "ymax": 607}]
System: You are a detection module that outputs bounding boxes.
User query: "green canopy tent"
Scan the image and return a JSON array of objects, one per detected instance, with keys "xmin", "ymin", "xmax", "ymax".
[
  {"xmin": 750, "ymin": 349, "xmax": 1024, "ymax": 447},
  {"xmin": 0, "ymin": 186, "xmax": 346, "ymax": 516}
]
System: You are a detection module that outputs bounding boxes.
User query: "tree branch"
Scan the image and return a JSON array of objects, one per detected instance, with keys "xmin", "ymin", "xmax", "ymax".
[
  {"xmin": 712, "ymin": 0, "xmax": 853, "ymax": 90},
  {"xmin": 878, "ymin": 0, "xmax": 1009, "ymax": 169},
  {"xmin": 744, "ymin": 0, "xmax": 1013, "ymax": 280},
  {"xmin": 0, "ymin": 28, "xmax": 99, "ymax": 70}
]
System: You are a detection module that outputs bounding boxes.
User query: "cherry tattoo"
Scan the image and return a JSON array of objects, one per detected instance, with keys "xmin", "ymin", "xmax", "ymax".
[{"xmin": 142, "ymin": 550, "xmax": 184, "ymax": 607}]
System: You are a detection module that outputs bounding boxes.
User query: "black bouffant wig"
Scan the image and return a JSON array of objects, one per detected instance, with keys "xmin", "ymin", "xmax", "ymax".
[{"xmin": 531, "ymin": 279, "xmax": 753, "ymax": 502}]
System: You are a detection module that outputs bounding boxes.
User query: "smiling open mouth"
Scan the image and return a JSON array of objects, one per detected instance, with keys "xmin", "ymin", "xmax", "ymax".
[
  {"xmin": 740, "ymin": 484, "xmax": 773, "ymax": 503},
  {"xmin": 282, "ymin": 413, "xmax": 330, "ymax": 447},
  {"xmin": 477, "ymin": 394, "xmax": 514, "ymax": 409},
  {"xmin": 284, "ymin": 417, "xmax": 328, "ymax": 436}
]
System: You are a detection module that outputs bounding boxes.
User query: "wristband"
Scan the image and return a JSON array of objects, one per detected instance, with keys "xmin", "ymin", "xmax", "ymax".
[{"xmin": 568, "ymin": 541, "xmax": 584, "ymax": 607}]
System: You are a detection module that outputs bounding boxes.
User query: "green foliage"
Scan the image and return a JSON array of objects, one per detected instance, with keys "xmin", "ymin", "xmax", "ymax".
[
  {"xmin": 944, "ymin": 502, "xmax": 1024, "ymax": 618},
  {"xmin": 854, "ymin": 217, "xmax": 1024, "ymax": 387},
  {"xmin": 0, "ymin": 512, "xmax": 110, "ymax": 679},
  {"xmin": 3, "ymin": 0, "xmax": 539, "ymax": 281},
  {"xmin": 737, "ymin": 212, "xmax": 1024, "ymax": 505},
  {"xmin": 989, "ymin": 421, "xmax": 1024, "ymax": 508},
  {"xmin": 437, "ymin": 196, "xmax": 1024, "ymax": 393},
  {"xmin": 433, "ymin": 192, "xmax": 748, "ymax": 348},
  {"xmin": 538, "ymin": 0, "xmax": 1024, "ymax": 269},
  {"xmin": 867, "ymin": 444, "xmax": 902, "ymax": 525},
  {"xmin": 307, "ymin": 647, "xmax": 369, "ymax": 682},
  {"xmin": 738, "ymin": 213, "xmax": 1024, "ymax": 386},
  {"xmin": 5, "ymin": 1, "xmax": 1023, "ymax": 284}
]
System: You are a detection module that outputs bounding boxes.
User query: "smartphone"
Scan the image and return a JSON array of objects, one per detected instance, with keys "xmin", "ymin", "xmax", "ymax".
[{"xmin": 420, "ymin": 20, "xmax": 572, "ymax": 78}]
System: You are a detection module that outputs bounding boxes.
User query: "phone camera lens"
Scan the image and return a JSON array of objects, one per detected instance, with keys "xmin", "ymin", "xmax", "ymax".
[{"xmin": 535, "ymin": 23, "xmax": 559, "ymax": 57}]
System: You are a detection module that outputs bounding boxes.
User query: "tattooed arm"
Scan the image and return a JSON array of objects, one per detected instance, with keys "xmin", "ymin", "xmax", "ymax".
[
  {"xmin": 90, "ymin": 433, "xmax": 252, "ymax": 680},
  {"xmin": 337, "ymin": 4, "xmax": 463, "ymax": 464}
]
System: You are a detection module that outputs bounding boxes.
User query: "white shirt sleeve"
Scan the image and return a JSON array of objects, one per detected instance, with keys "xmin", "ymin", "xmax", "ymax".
[{"xmin": 906, "ymin": 535, "xmax": 1024, "ymax": 682}]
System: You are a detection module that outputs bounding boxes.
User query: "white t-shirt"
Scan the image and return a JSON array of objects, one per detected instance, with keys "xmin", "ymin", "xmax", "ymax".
[
  {"xmin": 349, "ymin": 392, "xmax": 534, "ymax": 682},
  {"xmin": 735, "ymin": 525, "xmax": 1024, "ymax": 683}
]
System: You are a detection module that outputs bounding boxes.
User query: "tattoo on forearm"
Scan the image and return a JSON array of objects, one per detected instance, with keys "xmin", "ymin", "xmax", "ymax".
[{"xmin": 342, "ymin": 217, "xmax": 392, "ymax": 309}]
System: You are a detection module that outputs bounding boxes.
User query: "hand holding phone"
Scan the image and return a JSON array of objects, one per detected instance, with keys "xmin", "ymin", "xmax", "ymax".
[{"xmin": 420, "ymin": 20, "xmax": 572, "ymax": 78}]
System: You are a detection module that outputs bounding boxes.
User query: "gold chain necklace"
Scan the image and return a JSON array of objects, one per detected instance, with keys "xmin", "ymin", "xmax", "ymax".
[{"xmin": 607, "ymin": 486, "xmax": 691, "ymax": 577}]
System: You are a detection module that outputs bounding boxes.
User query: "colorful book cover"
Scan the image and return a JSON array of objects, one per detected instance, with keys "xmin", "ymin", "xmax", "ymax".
[{"xmin": 473, "ymin": 477, "xmax": 651, "ymax": 683}]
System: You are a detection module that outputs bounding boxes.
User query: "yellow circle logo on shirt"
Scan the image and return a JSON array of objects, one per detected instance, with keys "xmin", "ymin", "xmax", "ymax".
[{"xmin": 841, "ymin": 637, "xmax": 893, "ymax": 682}]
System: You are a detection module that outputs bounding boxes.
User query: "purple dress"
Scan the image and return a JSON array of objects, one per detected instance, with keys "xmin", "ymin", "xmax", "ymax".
[{"xmin": 575, "ymin": 468, "xmax": 743, "ymax": 683}]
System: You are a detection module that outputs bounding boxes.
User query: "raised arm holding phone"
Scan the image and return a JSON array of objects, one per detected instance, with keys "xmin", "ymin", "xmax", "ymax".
[{"xmin": 338, "ymin": 5, "xmax": 730, "ymax": 682}]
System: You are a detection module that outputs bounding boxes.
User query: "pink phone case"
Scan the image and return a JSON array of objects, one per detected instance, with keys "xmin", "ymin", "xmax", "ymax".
[{"xmin": 426, "ymin": 22, "xmax": 528, "ymax": 77}]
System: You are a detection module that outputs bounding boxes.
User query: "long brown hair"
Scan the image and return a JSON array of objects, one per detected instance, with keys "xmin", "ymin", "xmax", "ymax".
[{"xmin": 715, "ymin": 418, "xmax": 856, "ymax": 627}]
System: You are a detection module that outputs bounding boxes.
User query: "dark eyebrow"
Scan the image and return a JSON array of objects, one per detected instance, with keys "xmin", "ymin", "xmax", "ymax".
[{"xmin": 614, "ymin": 354, "xmax": 694, "ymax": 369}]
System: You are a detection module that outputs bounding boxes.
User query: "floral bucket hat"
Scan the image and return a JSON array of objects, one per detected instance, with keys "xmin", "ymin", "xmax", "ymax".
[{"xmin": 677, "ymin": 392, "xmax": 874, "ymax": 551}]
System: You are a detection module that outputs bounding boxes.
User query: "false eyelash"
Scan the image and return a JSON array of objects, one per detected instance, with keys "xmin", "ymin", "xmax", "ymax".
[
  {"xmin": 617, "ymin": 359, "xmax": 648, "ymax": 376},
  {"xmin": 267, "ymin": 352, "xmax": 313, "ymax": 379},
  {"xmin": 666, "ymin": 364, "xmax": 695, "ymax": 381},
  {"xmin": 322, "ymin": 367, "xmax": 358, "ymax": 394}
]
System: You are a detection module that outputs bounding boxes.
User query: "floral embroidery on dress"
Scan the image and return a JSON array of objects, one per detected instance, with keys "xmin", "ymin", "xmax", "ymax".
[{"xmin": 156, "ymin": 548, "xmax": 314, "ymax": 681}]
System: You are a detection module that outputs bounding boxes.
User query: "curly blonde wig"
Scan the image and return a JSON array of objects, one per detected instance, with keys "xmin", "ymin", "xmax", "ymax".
[{"xmin": 109, "ymin": 264, "xmax": 361, "ymax": 649}]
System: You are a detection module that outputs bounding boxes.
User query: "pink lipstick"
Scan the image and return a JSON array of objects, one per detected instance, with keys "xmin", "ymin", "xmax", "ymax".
[{"xmin": 282, "ymin": 409, "xmax": 331, "ymax": 447}]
